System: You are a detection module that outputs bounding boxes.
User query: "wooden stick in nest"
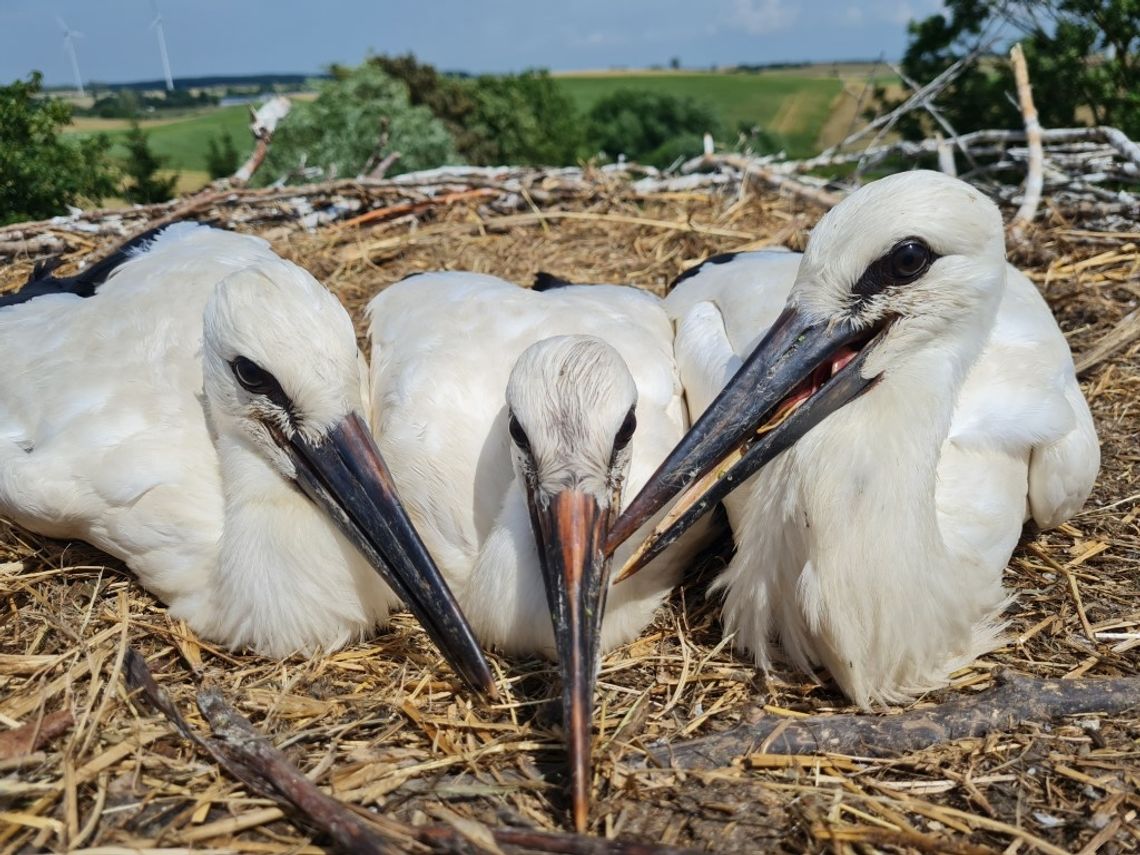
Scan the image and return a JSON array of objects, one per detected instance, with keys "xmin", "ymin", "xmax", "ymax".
[
  {"xmin": 1008, "ymin": 43, "xmax": 1044, "ymax": 240},
  {"xmin": 123, "ymin": 648, "xmax": 696, "ymax": 855},
  {"xmin": 634, "ymin": 671, "xmax": 1140, "ymax": 770}
]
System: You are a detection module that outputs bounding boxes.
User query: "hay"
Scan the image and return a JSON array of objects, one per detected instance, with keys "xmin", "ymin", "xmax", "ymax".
[{"xmin": 0, "ymin": 176, "xmax": 1137, "ymax": 854}]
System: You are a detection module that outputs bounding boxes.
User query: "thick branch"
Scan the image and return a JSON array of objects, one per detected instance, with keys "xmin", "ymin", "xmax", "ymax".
[
  {"xmin": 635, "ymin": 672, "xmax": 1140, "ymax": 770},
  {"xmin": 1008, "ymin": 44, "xmax": 1044, "ymax": 236}
]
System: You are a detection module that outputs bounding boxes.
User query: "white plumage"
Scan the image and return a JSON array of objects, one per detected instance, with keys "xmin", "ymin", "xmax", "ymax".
[
  {"xmin": 0, "ymin": 225, "xmax": 492, "ymax": 693},
  {"xmin": 367, "ymin": 272, "xmax": 706, "ymax": 828},
  {"xmin": 368, "ymin": 272, "xmax": 701, "ymax": 655},
  {"xmin": 618, "ymin": 171, "xmax": 1099, "ymax": 706}
]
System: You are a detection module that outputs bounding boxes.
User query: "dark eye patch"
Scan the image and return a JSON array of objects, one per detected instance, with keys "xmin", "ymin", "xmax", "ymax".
[
  {"xmin": 851, "ymin": 237, "xmax": 938, "ymax": 300},
  {"xmin": 508, "ymin": 412, "xmax": 531, "ymax": 452},
  {"xmin": 230, "ymin": 357, "xmax": 293, "ymax": 413},
  {"xmin": 614, "ymin": 408, "xmax": 637, "ymax": 451}
]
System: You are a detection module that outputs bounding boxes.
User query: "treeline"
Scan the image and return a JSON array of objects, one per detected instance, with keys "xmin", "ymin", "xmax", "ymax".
[{"xmin": 253, "ymin": 55, "xmax": 724, "ymax": 186}]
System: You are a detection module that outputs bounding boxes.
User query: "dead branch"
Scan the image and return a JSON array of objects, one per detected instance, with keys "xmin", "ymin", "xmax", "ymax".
[
  {"xmin": 0, "ymin": 709, "xmax": 73, "ymax": 760},
  {"xmin": 633, "ymin": 672, "xmax": 1140, "ymax": 770},
  {"xmin": 367, "ymin": 152, "xmax": 402, "ymax": 180},
  {"xmin": 231, "ymin": 96, "xmax": 292, "ymax": 187},
  {"xmin": 1008, "ymin": 44, "xmax": 1044, "ymax": 237},
  {"xmin": 1075, "ymin": 308, "xmax": 1140, "ymax": 375},
  {"xmin": 680, "ymin": 153, "xmax": 842, "ymax": 208},
  {"xmin": 124, "ymin": 648, "xmax": 697, "ymax": 854}
]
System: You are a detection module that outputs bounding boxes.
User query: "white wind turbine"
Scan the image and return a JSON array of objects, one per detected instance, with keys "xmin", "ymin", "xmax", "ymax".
[
  {"xmin": 150, "ymin": 0, "xmax": 174, "ymax": 91},
  {"xmin": 56, "ymin": 15, "xmax": 85, "ymax": 96}
]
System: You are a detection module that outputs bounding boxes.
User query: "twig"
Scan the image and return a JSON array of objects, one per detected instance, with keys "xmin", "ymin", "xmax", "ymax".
[
  {"xmin": 631, "ymin": 671, "xmax": 1140, "ymax": 770},
  {"xmin": 1008, "ymin": 44, "xmax": 1044, "ymax": 238},
  {"xmin": 336, "ymin": 187, "xmax": 498, "ymax": 230},
  {"xmin": 1075, "ymin": 308, "xmax": 1140, "ymax": 375},
  {"xmin": 124, "ymin": 648, "xmax": 697, "ymax": 854}
]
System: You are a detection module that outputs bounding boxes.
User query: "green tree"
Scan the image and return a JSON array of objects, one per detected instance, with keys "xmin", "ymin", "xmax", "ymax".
[
  {"xmin": 888, "ymin": 0, "xmax": 1139, "ymax": 139},
  {"xmin": 258, "ymin": 63, "xmax": 457, "ymax": 185},
  {"xmin": 0, "ymin": 73, "xmax": 117, "ymax": 224},
  {"xmin": 205, "ymin": 132, "xmax": 241, "ymax": 179},
  {"xmin": 370, "ymin": 53, "xmax": 482, "ymax": 156},
  {"xmin": 461, "ymin": 70, "xmax": 585, "ymax": 165},
  {"xmin": 121, "ymin": 121, "xmax": 178, "ymax": 204},
  {"xmin": 585, "ymin": 89, "xmax": 720, "ymax": 167}
]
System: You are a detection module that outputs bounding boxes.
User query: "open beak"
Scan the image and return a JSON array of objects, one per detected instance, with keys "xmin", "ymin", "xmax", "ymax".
[
  {"xmin": 286, "ymin": 412, "xmax": 495, "ymax": 698},
  {"xmin": 529, "ymin": 488, "xmax": 612, "ymax": 832},
  {"xmin": 606, "ymin": 305, "xmax": 888, "ymax": 579}
]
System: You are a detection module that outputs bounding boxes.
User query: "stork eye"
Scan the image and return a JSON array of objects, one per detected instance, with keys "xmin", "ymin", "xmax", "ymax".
[
  {"xmin": 231, "ymin": 357, "xmax": 278, "ymax": 396},
  {"xmin": 887, "ymin": 239, "xmax": 933, "ymax": 283},
  {"xmin": 508, "ymin": 413, "xmax": 531, "ymax": 452},
  {"xmin": 614, "ymin": 409, "xmax": 637, "ymax": 451}
]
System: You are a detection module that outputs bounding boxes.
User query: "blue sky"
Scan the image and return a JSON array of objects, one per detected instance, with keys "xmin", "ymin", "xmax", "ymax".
[{"xmin": 1, "ymin": 0, "xmax": 944, "ymax": 86}]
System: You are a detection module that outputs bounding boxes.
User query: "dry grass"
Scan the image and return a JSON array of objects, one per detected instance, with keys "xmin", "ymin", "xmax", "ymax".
[{"xmin": 0, "ymin": 178, "xmax": 1137, "ymax": 853}]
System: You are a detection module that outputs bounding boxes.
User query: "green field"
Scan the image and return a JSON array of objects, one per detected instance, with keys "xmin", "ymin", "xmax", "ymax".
[
  {"xmin": 554, "ymin": 72, "xmax": 844, "ymax": 157},
  {"xmin": 68, "ymin": 105, "xmax": 254, "ymax": 173},
  {"xmin": 65, "ymin": 70, "xmax": 858, "ymax": 178}
]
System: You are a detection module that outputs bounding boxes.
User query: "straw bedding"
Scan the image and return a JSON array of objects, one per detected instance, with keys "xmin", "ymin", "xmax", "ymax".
[{"xmin": 0, "ymin": 177, "xmax": 1136, "ymax": 853}]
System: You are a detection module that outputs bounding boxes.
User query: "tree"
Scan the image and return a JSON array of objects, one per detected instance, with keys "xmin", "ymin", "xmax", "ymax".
[
  {"xmin": 258, "ymin": 63, "xmax": 457, "ymax": 185},
  {"xmin": 584, "ymin": 89, "xmax": 720, "ymax": 167},
  {"xmin": 121, "ymin": 121, "xmax": 178, "ymax": 204},
  {"xmin": 0, "ymin": 73, "xmax": 117, "ymax": 225},
  {"xmin": 372, "ymin": 55, "xmax": 585, "ymax": 166},
  {"xmin": 887, "ymin": 0, "xmax": 1140, "ymax": 139},
  {"xmin": 462, "ymin": 70, "xmax": 585, "ymax": 165},
  {"xmin": 205, "ymin": 132, "xmax": 241, "ymax": 179}
]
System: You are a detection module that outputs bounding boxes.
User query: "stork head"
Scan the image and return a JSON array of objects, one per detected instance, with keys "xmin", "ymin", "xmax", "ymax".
[
  {"xmin": 609, "ymin": 170, "xmax": 1008, "ymax": 573},
  {"xmin": 505, "ymin": 335, "xmax": 637, "ymax": 832},
  {"xmin": 201, "ymin": 260, "xmax": 494, "ymax": 697}
]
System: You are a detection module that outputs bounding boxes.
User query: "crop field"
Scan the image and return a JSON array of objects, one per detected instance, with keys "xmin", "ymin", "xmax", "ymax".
[
  {"xmin": 67, "ymin": 105, "xmax": 254, "ymax": 174},
  {"xmin": 554, "ymin": 71, "xmax": 846, "ymax": 156},
  {"xmin": 63, "ymin": 67, "xmax": 890, "ymax": 189}
]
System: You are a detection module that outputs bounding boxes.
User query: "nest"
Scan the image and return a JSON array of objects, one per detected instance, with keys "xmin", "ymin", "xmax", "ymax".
[{"xmin": 1, "ymin": 172, "xmax": 1137, "ymax": 854}]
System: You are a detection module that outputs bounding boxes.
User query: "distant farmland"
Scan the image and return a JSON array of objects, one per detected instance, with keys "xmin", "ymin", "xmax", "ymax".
[
  {"xmin": 554, "ymin": 71, "xmax": 846, "ymax": 157},
  {"xmin": 64, "ymin": 67, "xmax": 893, "ymax": 192}
]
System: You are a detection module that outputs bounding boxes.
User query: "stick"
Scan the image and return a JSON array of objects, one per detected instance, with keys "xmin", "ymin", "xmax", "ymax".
[
  {"xmin": 633, "ymin": 672, "xmax": 1140, "ymax": 770},
  {"xmin": 232, "ymin": 96, "xmax": 292, "ymax": 187},
  {"xmin": 1008, "ymin": 44, "xmax": 1044, "ymax": 237},
  {"xmin": 336, "ymin": 187, "xmax": 498, "ymax": 230},
  {"xmin": 1075, "ymin": 308, "xmax": 1140, "ymax": 375},
  {"xmin": 123, "ymin": 648, "xmax": 697, "ymax": 854}
]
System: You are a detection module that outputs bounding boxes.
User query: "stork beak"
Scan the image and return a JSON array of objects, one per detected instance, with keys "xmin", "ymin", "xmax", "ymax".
[
  {"xmin": 606, "ymin": 305, "xmax": 887, "ymax": 578},
  {"xmin": 286, "ymin": 412, "xmax": 495, "ymax": 698},
  {"xmin": 529, "ymin": 488, "xmax": 612, "ymax": 833}
]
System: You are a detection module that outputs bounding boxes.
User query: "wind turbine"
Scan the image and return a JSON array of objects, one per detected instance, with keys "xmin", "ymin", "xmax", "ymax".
[
  {"xmin": 56, "ymin": 15, "xmax": 85, "ymax": 97},
  {"xmin": 150, "ymin": 0, "xmax": 174, "ymax": 91}
]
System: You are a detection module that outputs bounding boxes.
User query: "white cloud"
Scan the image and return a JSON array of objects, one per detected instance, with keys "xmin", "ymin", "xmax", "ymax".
[
  {"xmin": 725, "ymin": 0, "xmax": 798, "ymax": 35},
  {"xmin": 876, "ymin": 0, "xmax": 944, "ymax": 26},
  {"xmin": 568, "ymin": 30, "xmax": 628, "ymax": 48},
  {"xmin": 844, "ymin": 5, "xmax": 864, "ymax": 24}
]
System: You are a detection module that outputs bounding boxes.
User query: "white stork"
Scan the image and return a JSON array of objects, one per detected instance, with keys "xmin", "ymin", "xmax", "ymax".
[
  {"xmin": 367, "ymin": 272, "xmax": 705, "ymax": 829},
  {"xmin": 0, "ymin": 224, "xmax": 493, "ymax": 695},
  {"xmin": 609, "ymin": 171, "xmax": 1099, "ymax": 707}
]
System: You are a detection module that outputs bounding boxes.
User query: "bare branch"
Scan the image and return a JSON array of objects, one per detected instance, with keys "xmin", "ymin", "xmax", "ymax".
[{"xmin": 633, "ymin": 672, "xmax": 1140, "ymax": 771}]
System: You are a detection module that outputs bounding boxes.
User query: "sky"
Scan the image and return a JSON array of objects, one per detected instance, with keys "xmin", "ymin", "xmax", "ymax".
[{"xmin": 0, "ymin": 0, "xmax": 945, "ymax": 87}]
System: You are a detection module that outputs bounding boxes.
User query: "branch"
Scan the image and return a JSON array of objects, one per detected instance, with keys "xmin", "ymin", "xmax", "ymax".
[
  {"xmin": 633, "ymin": 672, "xmax": 1140, "ymax": 770},
  {"xmin": 1075, "ymin": 308, "xmax": 1140, "ymax": 376},
  {"xmin": 231, "ymin": 96, "xmax": 292, "ymax": 187},
  {"xmin": 1008, "ymin": 44, "xmax": 1044, "ymax": 238},
  {"xmin": 124, "ymin": 648, "xmax": 697, "ymax": 854}
]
